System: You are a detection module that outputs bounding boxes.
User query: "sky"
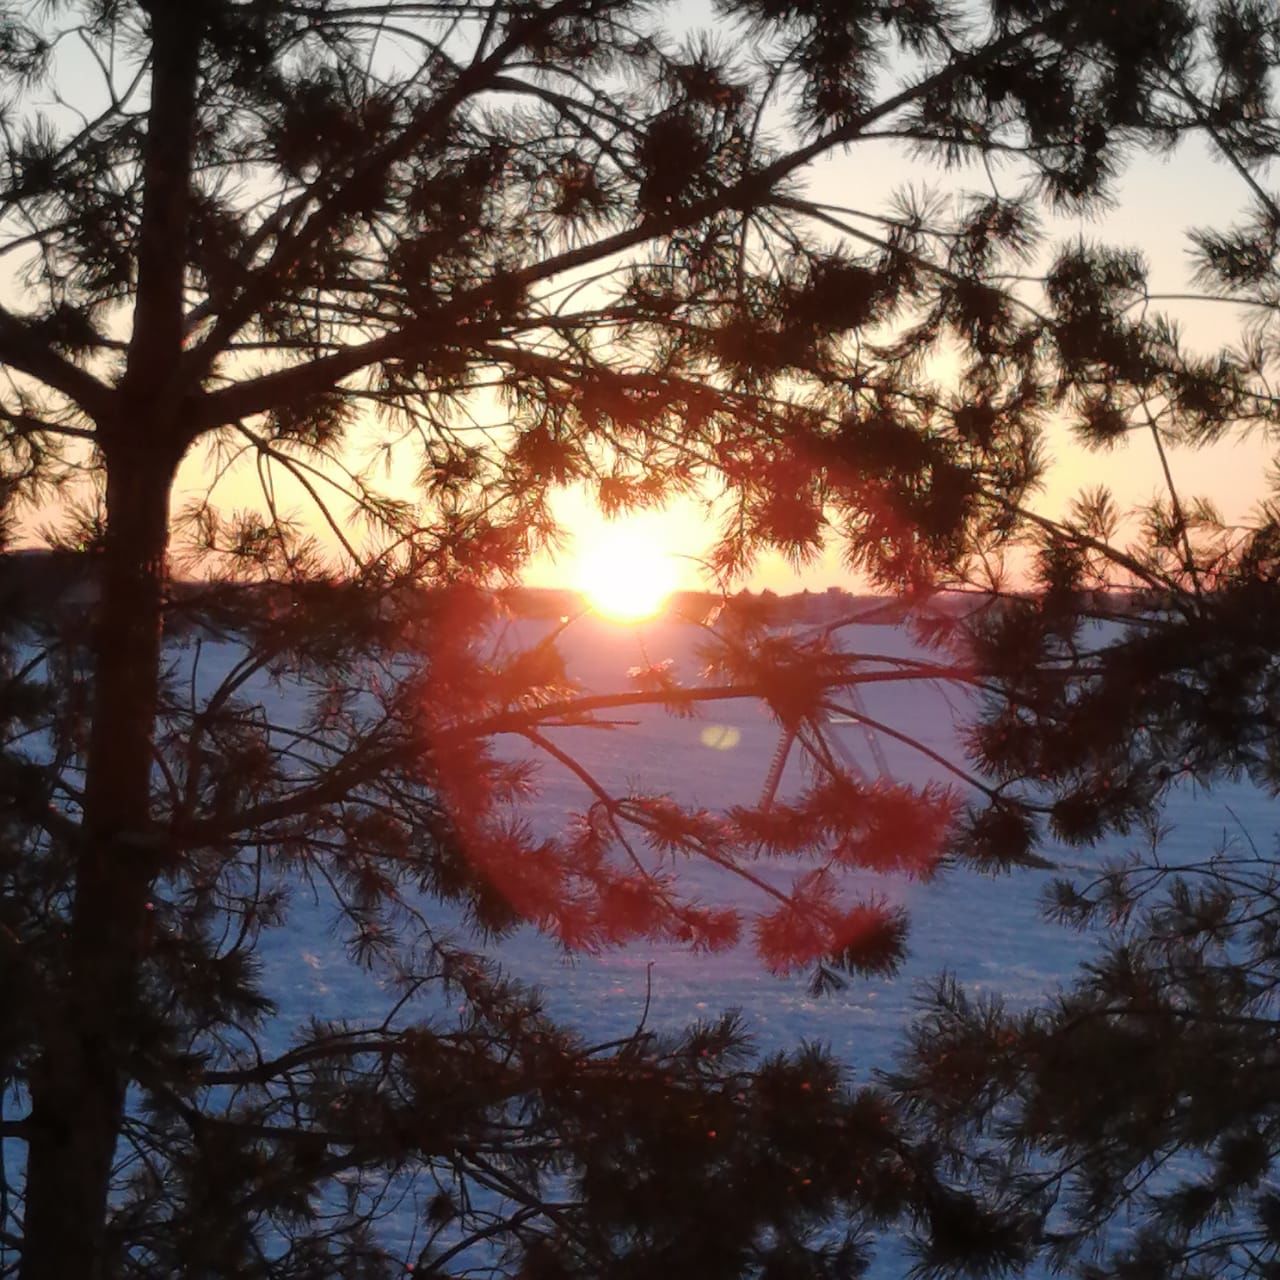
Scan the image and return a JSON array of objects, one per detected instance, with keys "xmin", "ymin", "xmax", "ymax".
[
  {"xmin": 170, "ymin": 122, "xmax": 1276, "ymax": 597},
  {"xmin": 6, "ymin": 8, "xmax": 1277, "ymax": 596},
  {"xmin": 519, "ymin": 132, "xmax": 1279, "ymax": 595}
]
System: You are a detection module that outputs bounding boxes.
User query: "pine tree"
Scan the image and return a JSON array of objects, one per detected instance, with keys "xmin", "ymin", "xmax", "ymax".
[
  {"xmin": 885, "ymin": 7, "xmax": 1280, "ymax": 1271},
  {"xmin": 893, "ymin": 456, "xmax": 1280, "ymax": 1272},
  {"xmin": 0, "ymin": 0, "xmax": 1260, "ymax": 1276}
]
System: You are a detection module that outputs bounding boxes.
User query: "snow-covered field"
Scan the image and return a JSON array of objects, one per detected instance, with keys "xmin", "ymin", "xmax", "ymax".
[
  {"xmin": 11, "ymin": 612, "xmax": 1268, "ymax": 1273},
  {"xmin": 245, "ymin": 611, "xmax": 1271, "ymax": 1273},
  {"xmin": 414, "ymin": 613, "xmax": 1264, "ymax": 1065},
  {"xmin": 250, "ymin": 611, "xmax": 1091, "ymax": 1068}
]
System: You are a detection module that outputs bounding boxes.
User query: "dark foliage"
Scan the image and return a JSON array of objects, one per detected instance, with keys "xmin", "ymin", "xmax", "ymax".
[
  {"xmin": 1, "ymin": 1, "xmax": 1278, "ymax": 1278},
  {"xmin": 887, "ymin": 29, "xmax": 1280, "ymax": 1267}
]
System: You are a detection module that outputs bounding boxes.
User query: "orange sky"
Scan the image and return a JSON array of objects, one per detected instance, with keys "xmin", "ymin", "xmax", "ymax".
[
  {"xmin": 520, "ymin": 136, "xmax": 1278, "ymax": 595},
  {"xmin": 8, "ymin": 31, "xmax": 1275, "ymax": 595}
]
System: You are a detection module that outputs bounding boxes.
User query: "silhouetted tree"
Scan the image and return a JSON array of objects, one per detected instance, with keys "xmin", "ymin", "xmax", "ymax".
[
  {"xmin": 885, "ymin": 13, "xmax": 1280, "ymax": 1270},
  {"xmin": 893, "ymin": 502, "xmax": 1280, "ymax": 1274},
  {"xmin": 0, "ymin": 0, "xmax": 1268, "ymax": 1276}
]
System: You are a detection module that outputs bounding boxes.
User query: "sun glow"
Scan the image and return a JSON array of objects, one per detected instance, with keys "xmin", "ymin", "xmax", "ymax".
[{"xmin": 574, "ymin": 523, "xmax": 680, "ymax": 622}]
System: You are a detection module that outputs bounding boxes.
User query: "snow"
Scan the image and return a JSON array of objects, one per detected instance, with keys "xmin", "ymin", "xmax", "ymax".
[
  {"xmin": 9, "ymin": 612, "xmax": 1272, "ymax": 1273},
  {"xmin": 245, "ymin": 611, "xmax": 1272, "ymax": 1272}
]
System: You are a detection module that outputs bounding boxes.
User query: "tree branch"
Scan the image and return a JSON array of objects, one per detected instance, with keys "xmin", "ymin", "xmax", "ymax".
[
  {"xmin": 188, "ymin": 12, "xmax": 1061, "ymax": 433},
  {"xmin": 0, "ymin": 308, "xmax": 113, "ymax": 423}
]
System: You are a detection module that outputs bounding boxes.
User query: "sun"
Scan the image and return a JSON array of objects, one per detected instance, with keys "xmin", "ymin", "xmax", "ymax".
[{"xmin": 574, "ymin": 523, "xmax": 680, "ymax": 622}]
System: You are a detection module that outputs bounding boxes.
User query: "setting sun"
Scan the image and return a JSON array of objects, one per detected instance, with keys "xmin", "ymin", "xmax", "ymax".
[{"xmin": 574, "ymin": 523, "xmax": 680, "ymax": 621}]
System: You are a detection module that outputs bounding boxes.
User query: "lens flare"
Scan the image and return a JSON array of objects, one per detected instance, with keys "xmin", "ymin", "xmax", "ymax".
[{"xmin": 699, "ymin": 724, "xmax": 741, "ymax": 751}]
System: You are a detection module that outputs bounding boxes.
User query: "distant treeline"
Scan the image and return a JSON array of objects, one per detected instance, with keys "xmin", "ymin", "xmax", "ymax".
[{"xmin": 0, "ymin": 549, "xmax": 1154, "ymax": 629}]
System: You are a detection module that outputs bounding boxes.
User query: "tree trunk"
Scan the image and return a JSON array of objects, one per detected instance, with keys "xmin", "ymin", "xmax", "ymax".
[
  {"xmin": 20, "ymin": 445, "xmax": 176, "ymax": 1279},
  {"xmin": 22, "ymin": 3, "xmax": 202, "ymax": 1265}
]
